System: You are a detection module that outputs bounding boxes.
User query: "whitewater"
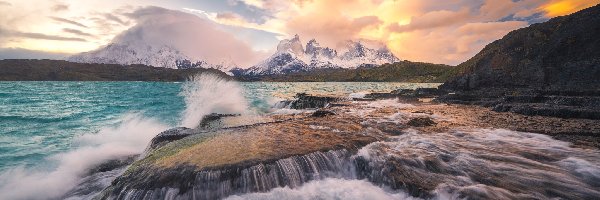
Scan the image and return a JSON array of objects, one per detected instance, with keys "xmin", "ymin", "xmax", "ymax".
[
  {"xmin": 0, "ymin": 76, "xmax": 431, "ymax": 199},
  {"xmin": 1, "ymin": 75, "xmax": 599, "ymax": 200}
]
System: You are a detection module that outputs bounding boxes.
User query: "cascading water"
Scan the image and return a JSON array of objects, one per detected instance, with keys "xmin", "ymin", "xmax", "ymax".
[
  {"xmin": 101, "ymin": 150, "xmax": 354, "ymax": 200},
  {"xmin": 102, "ymin": 128, "xmax": 600, "ymax": 200},
  {"xmin": 353, "ymin": 128, "xmax": 600, "ymax": 199}
]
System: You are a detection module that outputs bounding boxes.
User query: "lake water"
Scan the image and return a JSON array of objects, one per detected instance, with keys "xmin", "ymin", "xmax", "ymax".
[
  {"xmin": 2, "ymin": 76, "xmax": 600, "ymax": 200},
  {"xmin": 0, "ymin": 79, "xmax": 439, "ymax": 175}
]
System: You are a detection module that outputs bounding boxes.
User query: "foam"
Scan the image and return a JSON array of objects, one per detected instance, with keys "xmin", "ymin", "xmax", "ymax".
[
  {"xmin": 225, "ymin": 178, "xmax": 420, "ymax": 200},
  {"xmin": 0, "ymin": 114, "xmax": 167, "ymax": 200},
  {"xmin": 180, "ymin": 73, "xmax": 250, "ymax": 129},
  {"xmin": 355, "ymin": 128, "xmax": 600, "ymax": 199}
]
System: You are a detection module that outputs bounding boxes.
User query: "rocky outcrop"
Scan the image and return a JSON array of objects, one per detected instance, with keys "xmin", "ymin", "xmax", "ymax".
[
  {"xmin": 441, "ymin": 4, "xmax": 600, "ymax": 91},
  {"xmin": 89, "ymin": 94, "xmax": 600, "ymax": 200},
  {"xmin": 437, "ymin": 88, "xmax": 600, "ymax": 119},
  {"xmin": 99, "ymin": 150, "xmax": 352, "ymax": 200},
  {"xmin": 437, "ymin": 5, "xmax": 600, "ymax": 119},
  {"xmin": 358, "ymin": 88, "xmax": 444, "ymax": 102},
  {"xmin": 148, "ymin": 127, "xmax": 194, "ymax": 150},
  {"xmin": 288, "ymin": 93, "xmax": 340, "ymax": 109}
]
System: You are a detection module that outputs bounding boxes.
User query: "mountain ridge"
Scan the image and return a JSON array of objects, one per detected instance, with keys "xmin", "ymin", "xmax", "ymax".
[
  {"xmin": 239, "ymin": 35, "xmax": 400, "ymax": 76},
  {"xmin": 441, "ymin": 4, "xmax": 600, "ymax": 91}
]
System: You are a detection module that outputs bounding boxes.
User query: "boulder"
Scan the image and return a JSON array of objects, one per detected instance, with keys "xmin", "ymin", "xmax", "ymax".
[{"xmin": 289, "ymin": 93, "xmax": 339, "ymax": 109}]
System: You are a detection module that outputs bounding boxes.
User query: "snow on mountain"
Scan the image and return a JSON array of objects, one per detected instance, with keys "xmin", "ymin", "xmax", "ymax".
[
  {"xmin": 241, "ymin": 35, "xmax": 400, "ymax": 76},
  {"xmin": 68, "ymin": 42, "xmax": 238, "ymax": 72},
  {"xmin": 68, "ymin": 33, "xmax": 398, "ymax": 77}
]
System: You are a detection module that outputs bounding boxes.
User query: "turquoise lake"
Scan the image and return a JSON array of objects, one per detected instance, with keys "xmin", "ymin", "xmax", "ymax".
[{"xmin": 0, "ymin": 81, "xmax": 440, "ymax": 172}]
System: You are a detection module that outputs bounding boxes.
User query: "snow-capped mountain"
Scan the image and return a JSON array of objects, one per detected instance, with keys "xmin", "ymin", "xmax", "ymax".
[
  {"xmin": 68, "ymin": 42, "xmax": 238, "ymax": 72},
  {"xmin": 69, "ymin": 34, "xmax": 399, "ymax": 77},
  {"xmin": 240, "ymin": 35, "xmax": 400, "ymax": 76}
]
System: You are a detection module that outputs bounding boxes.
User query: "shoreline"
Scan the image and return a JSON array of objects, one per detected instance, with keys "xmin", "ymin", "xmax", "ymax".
[{"xmin": 86, "ymin": 93, "xmax": 600, "ymax": 199}]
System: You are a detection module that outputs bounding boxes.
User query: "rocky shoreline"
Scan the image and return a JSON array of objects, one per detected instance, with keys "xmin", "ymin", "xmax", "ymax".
[{"xmin": 77, "ymin": 88, "xmax": 600, "ymax": 200}]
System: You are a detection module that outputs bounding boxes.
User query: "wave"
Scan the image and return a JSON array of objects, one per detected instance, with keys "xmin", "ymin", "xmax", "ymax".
[
  {"xmin": 179, "ymin": 74, "xmax": 250, "ymax": 129},
  {"xmin": 225, "ymin": 178, "xmax": 419, "ymax": 200},
  {"xmin": 355, "ymin": 128, "xmax": 600, "ymax": 199},
  {"xmin": 0, "ymin": 114, "xmax": 168, "ymax": 200}
]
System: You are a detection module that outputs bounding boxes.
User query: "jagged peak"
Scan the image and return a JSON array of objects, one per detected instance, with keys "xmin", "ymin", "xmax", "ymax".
[
  {"xmin": 291, "ymin": 34, "xmax": 301, "ymax": 42},
  {"xmin": 276, "ymin": 34, "xmax": 304, "ymax": 55}
]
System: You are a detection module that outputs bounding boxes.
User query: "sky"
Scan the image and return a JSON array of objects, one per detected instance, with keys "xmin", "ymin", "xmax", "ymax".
[{"xmin": 0, "ymin": 0, "xmax": 598, "ymax": 66}]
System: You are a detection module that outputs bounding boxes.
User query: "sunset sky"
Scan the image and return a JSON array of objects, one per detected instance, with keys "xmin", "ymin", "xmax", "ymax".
[{"xmin": 0, "ymin": 0, "xmax": 598, "ymax": 66}]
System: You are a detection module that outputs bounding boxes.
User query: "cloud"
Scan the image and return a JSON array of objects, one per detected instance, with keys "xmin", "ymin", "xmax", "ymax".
[
  {"xmin": 115, "ymin": 6, "xmax": 266, "ymax": 67},
  {"xmin": 0, "ymin": 27, "xmax": 86, "ymax": 42},
  {"xmin": 63, "ymin": 28, "xmax": 94, "ymax": 37},
  {"xmin": 389, "ymin": 8, "xmax": 472, "ymax": 32},
  {"xmin": 0, "ymin": 47, "xmax": 69, "ymax": 59},
  {"xmin": 104, "ymin": 13, "xmax": 129, "ymax": 26},
  {"xmin": 52, "ymin": 3, "xmax": 69, "ymax": 12},
  {"xmin": 389, "ymin": 21, "xmax": 528, "ymax": 65},
  {"xmin": 541, "ymin": 0, "xmax": 600, "ymax": 17},
  {"xmin": 224, "ymin": 0, "xmax": 597, "ymax": 65},
  {"xmin": 49, "ymin": 16, "xmax": 88, "ymax": 28}
]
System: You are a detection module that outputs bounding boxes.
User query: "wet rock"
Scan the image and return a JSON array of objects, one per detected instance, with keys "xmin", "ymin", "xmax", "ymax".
[
  {"xmin": 363, "ymin": 88, "xmax": 445, "ymax": 101},
  {"xmin": 374, "ymin": 122, "xmax": 405, "ymax": 136},
  {"xmin": 88, "ymin": 155, "xmax": 138, "ymax": 174},
  {"xmin": 439, "ymin": 89, "xmax": 600, "ymax": 119},
  {"xmin": 414, "ymin": 88, "xmax": 444, "ymax": 97},
  {"xmin": 363, "ymin": 92, "xmax": 399, "ymax": 99},
  {"xmin": 198, "ymin": 113, "xmax": 240, "ymax": 130},
  {"xmin": 149, "ymin": 127, "xmax": 194, "ymax": 150},
  {"xmin": 312, "ymin": 110, "xmax": 335, "ymax": 117},
  {"xmin": 492, "ymin": 103, "xmax": 600, "ymax": 119},
  {"xmin": 99, "ymin": 150, "xmax": 352, "ymax": 200},
  {"xmin": 412, "ymin": 110, "xmax": 434, "ymax": 115},
  {"xmin": 407, "ymin": 117, "xmax": 437, "ymax": 127},
  {"xmin": 289, "ymin": 93, "xmax": 339, "ymax": 109}
]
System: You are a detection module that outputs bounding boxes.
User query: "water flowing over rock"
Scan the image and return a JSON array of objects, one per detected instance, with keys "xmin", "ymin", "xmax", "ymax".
[
  {"xmin": 355, "ymin": 129, "xmax": 600, "ymax": 199},
  {"xmin": 99, "ymin": 150, "xmax": 354, "ymax": 200},
  {"xmin": 89, "ymin": 91, "xmax": 600, "ymax": 200}
]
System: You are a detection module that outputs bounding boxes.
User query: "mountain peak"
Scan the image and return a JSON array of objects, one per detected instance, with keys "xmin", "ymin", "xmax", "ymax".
[
  {"xmin": 242, "ymin": 35, "xmax": 400, "ymax": 76},
  {"xmin": 276, "ymin": 34, "xmax": 304, "ymax": 55},
  {"xmin": 68, "ymin": 42, "xmax": 237, "ymax": 70}
]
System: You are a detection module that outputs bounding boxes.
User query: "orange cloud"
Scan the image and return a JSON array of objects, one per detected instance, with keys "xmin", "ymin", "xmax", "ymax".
[
  {"xmin": 266, "ymin": 0, "xmax": 600, "ymax": 65},
  {"xmin": 541, "ymin": 0, "xmax": 600, "ymax": 17}
]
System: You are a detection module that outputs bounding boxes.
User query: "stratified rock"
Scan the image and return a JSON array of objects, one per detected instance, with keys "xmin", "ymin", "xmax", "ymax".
[{"xmin": 100, "ymin": 150, "xmax": 352, "ymax": 200}]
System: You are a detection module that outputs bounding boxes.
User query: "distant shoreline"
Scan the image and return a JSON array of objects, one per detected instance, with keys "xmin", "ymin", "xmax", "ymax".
[
  {"xmin": 0, "ymin": 59, "xmax": 230, "ymax": 82},
  {"xmin": 0, "ymin": 59, "xmax": 456, "ymax": 83}
]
